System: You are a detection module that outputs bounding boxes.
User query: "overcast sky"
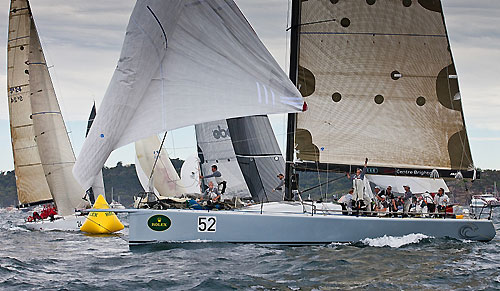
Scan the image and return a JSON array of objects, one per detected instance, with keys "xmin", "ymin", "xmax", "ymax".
[{"xmin": 0, "ymin": 0, "xmax": 499, "ymax": 170}]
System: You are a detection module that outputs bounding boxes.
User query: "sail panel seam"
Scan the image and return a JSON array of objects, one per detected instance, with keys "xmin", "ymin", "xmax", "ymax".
[{"xmin": 301, "ymin": 32, "xmax": 446, "ymax": 38}]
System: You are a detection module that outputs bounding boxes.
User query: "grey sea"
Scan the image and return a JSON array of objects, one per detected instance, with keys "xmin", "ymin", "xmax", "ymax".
[{"xmin": 0, "ymin": 209, "xmax": 498, "ymax": 290}]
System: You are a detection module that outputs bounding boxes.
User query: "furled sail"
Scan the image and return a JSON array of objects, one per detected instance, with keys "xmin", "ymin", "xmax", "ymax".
[
  {"xmin": 196, "ymin": 120, "xmax": 251, "ymax": 199},
  {"xmin": 7, "ymin": 0, "xmax": 52, "ymax": 207},
  {"xmin": 293, "ymin": 0, "xmax": 474, "ymax": 174},
  {"xmin": 135, "ymin": 135, "xmax": 186, "ymax": 197},
  {"xmin": 73, "ymin": 0, "xmax": 303, "ymax": 190},
  {"xmin": 28, "ymin": 15, "xmax": 87, "ymax": 215},
  {"xmin": 227, "ymin": 116, "xmax": 285, "ymax": 202}
]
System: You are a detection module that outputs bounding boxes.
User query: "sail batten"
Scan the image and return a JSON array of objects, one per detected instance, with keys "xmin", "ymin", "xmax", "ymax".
[
  {"xmin": 73, "ymin": 0, "xmax": 303, "ymax": 190},
  {"xmin": 294, "ymin": 0, "xmax": 474, "ymax": 172}
]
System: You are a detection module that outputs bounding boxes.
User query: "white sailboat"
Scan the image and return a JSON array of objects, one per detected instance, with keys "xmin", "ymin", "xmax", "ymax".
[
  {"xmin": 7, "ymin": 0, "xmax": 88, "ymax": 230},
  {"xmin": 76, "ymin": 0, "xmax": 495, "ymax": 244}
]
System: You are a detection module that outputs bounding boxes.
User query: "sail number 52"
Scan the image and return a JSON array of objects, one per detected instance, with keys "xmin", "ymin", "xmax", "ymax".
[{"xmin": 198, "ymin": 216, "xmax": 216, "ymax": 232}]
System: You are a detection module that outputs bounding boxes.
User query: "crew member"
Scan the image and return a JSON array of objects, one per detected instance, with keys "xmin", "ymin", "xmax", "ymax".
[
  {"xmin": 403, "ymin": 185, "xmax": 414, "ymax": 217},
  {"xmin": 200, "ymin": 165, "xmax": 227, "ymax": 194},
  {"xmin": 385, "ymin": 185, "xmax": 397, "ymax": 216},
  {"xmin": 346, "ymin": 158, "xmax": 368, "ymax": 214},
  {"xmin": 272, "ymin": 173, "xmax": 285, "ymax": 198},
  {"xmin": 435, "ymin": 188, "xmax": 449, "ymax": 217},
  {"xmin": 202, "ymin": 181, "xmax": 221, "ymax": 203},
  {"xmin": 338, "ymin": 188, "xmax": 354, "ymax": 215},
  {"xmin": 421, "ymin": 191, "xmax": 436, "ymax": 215}
]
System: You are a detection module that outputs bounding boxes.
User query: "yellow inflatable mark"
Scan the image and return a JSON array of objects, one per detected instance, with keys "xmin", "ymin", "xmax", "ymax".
[{"xmin": 80, "ymin": 194, "xmax": 124, "ymax": 234}]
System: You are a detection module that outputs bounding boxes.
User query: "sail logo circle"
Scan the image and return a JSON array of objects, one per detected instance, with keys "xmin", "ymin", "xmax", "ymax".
[
  {"xmin": 147, "ymin": 215, "xmax": 172, "ymax": 231},
  {"xmin": 213, "ymin": 125, "xmax": 230, "ymax": 139}
]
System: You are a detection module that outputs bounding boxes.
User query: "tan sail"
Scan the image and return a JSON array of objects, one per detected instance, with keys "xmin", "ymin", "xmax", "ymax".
[
  {"xmin": 28, "ymin": 15, "xmax": 87, "ymax": 215},
  {"xmin": 135, "ymin": 135, "xmax": 186, "ymax": 197},
  {"xmin": 7, "ymin": 0, "xmax": 52, "ymax": 206},
  {"xmin": 295, "ymin": 0, "xmax": 473, "ymax": 171}
]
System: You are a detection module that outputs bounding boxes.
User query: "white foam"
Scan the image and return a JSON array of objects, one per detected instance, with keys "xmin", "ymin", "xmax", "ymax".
[
  {"xmin": 8, "ymin": 226, "xmax": 30, "ymax": 232},
  {"xmin": 361, "ymin": 233, "xmax": 431, "ymax": 248}
]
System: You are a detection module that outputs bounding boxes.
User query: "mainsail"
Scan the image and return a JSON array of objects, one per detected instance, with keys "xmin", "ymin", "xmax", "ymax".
[
  {"xmin": 73, "ymin": 0, "xmax": 304, "ymax": 190},
  {"xmin": 27, "ymin": 9, "xmax": 86, "ymax": 215},
  {"xmin": 196, "ymin": 120, "xmax": 252, "ymax": 199},
  {"xmin": 291, "ymin": 0, "xmax": 474, "ymax": 177},
  {"xmin": 7, "ymin": 0, "xmax": 52, "ymax": 207},
  {"xmin": 135, "ymin": 135, "xmax": 186, "ymax": 197},
  {"xmin": 227, "ymin": 116, "xmax": 285, "ymax": 202}
]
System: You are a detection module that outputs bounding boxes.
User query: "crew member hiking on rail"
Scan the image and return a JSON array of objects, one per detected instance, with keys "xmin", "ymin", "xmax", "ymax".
[{"xmin": 200, "ymin": 164, "xmax": 227, "ymax": 194}]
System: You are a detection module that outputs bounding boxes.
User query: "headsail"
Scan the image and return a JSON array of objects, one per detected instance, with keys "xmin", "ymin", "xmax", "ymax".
[
  {"xmin": 292, "ymin": 0, "xmax": 474, "ymax": 176},
  {"xmin": 28, "ymin": 11, "xmax": 86, "ymax": 215},
  {"xmin": 7, "ymin": 0, "xmax": 52, "ymax": 207},
  {"xmin": 73, "ymin": 0, "xmax": 303, "ymax": 190},
  {"xmin": 227, "ymin": 116, "xmax": 285, "ymax": 202},
  {"xmin": 86, "ymin": 103, "xmax": 105, "ymax": 199},
  {"xmin": 196, "ymin": 120, "xmax": 252, "ymax": 199},
  {"xmin": 135, "ymin": 135, "xmax": 186, "ymax": 197}
]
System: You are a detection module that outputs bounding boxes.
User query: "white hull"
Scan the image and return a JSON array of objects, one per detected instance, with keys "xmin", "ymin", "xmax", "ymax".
[
  {"xmin": 25, "ymin": 215, "xmax": 86, "ymax": 231},
  {"xmin": 128, "ymin": 202, "xmax": 496, "ymax": 245}
]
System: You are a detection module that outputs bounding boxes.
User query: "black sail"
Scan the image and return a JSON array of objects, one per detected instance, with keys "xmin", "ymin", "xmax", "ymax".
[
  {"xmin": 227, "ymin": 116, "xmax": 285, "ymax": 202},
  {"xmin": 86, "ymin": 102, "xmax": 96, "ymax": 137}
]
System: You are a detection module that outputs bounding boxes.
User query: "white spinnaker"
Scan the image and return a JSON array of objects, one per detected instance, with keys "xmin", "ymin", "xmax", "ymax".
[
  {"xmin": 29, "ymin": 20, "xmax": 87, "ymax": 215},
  {"xmin": 7, "ymin": 0, "xmax": 52, "ymax": 206},
  {"xmin": 180, "ymin": 155, "xmax": 202, "ymax": 194},
  {"xmin": 73, "ymin": 0, "xmax": 303, "ymax": 190},
  {"xmin": 135, "ymin": 135, "xmax": 185, "ymax": 197},
  {"xmin": 91, "ymin": 171, "xmax": 106, "ymax": 198},
  {"xmin": 366, "ymin": 175, "xmax": 449, "ymax": 194}
]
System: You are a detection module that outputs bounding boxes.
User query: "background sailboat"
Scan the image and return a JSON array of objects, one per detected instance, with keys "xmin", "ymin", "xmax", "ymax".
[
  {"xmin": 7, "ymin": 0, "xmax": 87, "ymax": 221},
  {"xmin": 7, "ymin": 0, "xmax": 53, "ymax": 208}
]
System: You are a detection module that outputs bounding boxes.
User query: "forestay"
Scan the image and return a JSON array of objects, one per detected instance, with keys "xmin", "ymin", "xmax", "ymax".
[
  {"xmin": 196, "ymin": 120, "xmax": 251, "ymax": 199},
  {"xmin": 74, "ymin": 0, "xmax": 303, "ymax": 189},
  {"xmin": 294, "ymin": 0, "xmax": 473, "ymax": 171},
  {"xmin": 7, "ymin": 0, "xmax": 52, "ymax": 206}
]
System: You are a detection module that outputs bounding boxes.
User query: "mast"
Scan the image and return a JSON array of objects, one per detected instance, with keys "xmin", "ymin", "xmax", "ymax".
[{"xmin": 285, "ymin": 0, "xmax": 301, "ymax": 200}]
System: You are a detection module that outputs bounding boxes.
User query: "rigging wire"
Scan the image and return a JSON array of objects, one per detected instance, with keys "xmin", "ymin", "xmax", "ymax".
[{"xmin": 149, "ymin": 132, "xmax": 168, "ymax": 181}]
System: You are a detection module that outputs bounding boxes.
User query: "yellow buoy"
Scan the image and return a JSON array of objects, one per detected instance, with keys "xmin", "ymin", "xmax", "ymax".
[{"xmin": 80, "ymin": 194, "xmax": 124, "ymax": 234}]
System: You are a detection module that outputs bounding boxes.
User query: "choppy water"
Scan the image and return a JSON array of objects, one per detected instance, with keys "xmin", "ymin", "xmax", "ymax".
[{"xmin": 0, "ymin": 209, "xmax": 498, "ymax": 290}]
